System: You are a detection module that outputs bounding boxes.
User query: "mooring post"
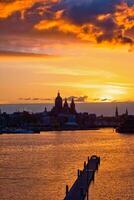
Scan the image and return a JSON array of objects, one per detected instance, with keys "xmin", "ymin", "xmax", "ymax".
[
  {"xmin": 80, "ymin": 187, "xmax": 84, "ymax": 198},
  {"xmin": 84, "ymin": 161, "xmax": 86, "ymax": 169},
  {"xmin": 98, "ymin": 157, "xmax": 100, "ymax": 165},
  {"xmin": 86, "ymin": 188, "xmax": 89, "ymax": 200},
  {"xmin": 96, "ymin": 163, "xmax": 98, "ymax": 171},
  {"xmin": 66, "ymin": 185, "xmax": 69, "ymax": 196},
  {"xmin": 92, "ymin": 170, "xmax": 95, "ymax": 181},
  {"xmin": 78, "ymin": 169, "xmax": 80, "ymax": 178},
  {"xmin": 86, "ymin": 169, "xmax": 89, "ymax": 184}
]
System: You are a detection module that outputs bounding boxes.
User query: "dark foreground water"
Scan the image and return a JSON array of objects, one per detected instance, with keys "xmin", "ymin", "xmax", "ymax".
[{"xmin": 0, "ymin": 129, "xmax": 134, "ymax": 200}]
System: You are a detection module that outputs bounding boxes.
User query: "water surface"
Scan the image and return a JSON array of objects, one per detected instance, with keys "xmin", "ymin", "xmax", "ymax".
[{"xmin": 0, "ymin": 129, "xmax": 134, "ymax": 200}]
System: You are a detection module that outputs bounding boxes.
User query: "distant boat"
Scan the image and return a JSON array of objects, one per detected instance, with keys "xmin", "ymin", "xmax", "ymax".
[
  {"xmin": 116, "ymin": 127, "xmax": 134, "ymax": 134},
  {"xmin": 0, "ymin": 128, "xmax": 40, "ymax": 134},
  {"xmin": 116, "ymin": 116, "xmax": 134, "ymax": 134}
]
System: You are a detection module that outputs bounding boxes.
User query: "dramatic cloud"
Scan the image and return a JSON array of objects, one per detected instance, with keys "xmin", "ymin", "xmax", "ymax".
[{"xmin": 0, "ymin": 0, "xmax": 134, "ymax": 52}]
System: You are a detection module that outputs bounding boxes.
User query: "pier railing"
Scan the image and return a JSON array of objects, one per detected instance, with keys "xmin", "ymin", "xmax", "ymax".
[{"xmin": 64, "ymin": 155, "xmax": 100, "ymax": 200}]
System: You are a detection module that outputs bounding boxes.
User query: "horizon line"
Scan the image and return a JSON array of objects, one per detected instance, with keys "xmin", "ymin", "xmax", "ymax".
[{"xmin": 1, "ymin": 101, "xmax": 134, "ymax": 105}]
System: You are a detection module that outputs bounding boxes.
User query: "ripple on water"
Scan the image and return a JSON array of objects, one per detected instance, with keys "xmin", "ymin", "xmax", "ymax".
[{"xmin": 0, "ymin": 129, "xmax": 134, "ymax": 200}]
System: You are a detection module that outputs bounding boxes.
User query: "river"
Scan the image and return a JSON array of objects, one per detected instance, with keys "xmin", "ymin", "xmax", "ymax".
[{"xmin": 0, "ymin": 129, "xmax": 134, "ymax": 200}]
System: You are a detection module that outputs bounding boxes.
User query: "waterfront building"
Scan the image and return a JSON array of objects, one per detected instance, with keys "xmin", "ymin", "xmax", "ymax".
[
  {"xmin": 51, "ymin": 92, "xmax": 77, "ymax": 115},
  {"xmin": 55, "ymin": 92, "xmax": 63, "ymax": 113},
  {"xmin": 70, "ymin": 98, "xmax": 76, "ymax": 114},
  {"xmin": 63, "ymin": 98, "xmax": 70, "ymax": 113}
]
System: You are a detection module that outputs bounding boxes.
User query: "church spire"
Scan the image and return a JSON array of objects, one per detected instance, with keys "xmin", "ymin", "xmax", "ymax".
[
  {"xmin": 64, "ymin": 98, "xmax": 68, "ymax": 108},
  {"xmin": 115, "ymin": 106, "xmax": 119, "ymax": 118},
  {"xmin": 63, "ymin": 98, "xmax": 69, "ymax": 113},
  {"xmin": 44, "ymin": 107, "xmax": 47, "ymax": 112},
  {"xmin": 70, "ymin": 98, "xmax": 76, "ymax": 114},
  {"xmin": 125, "ymin": 108, "xmax": 128, "ymax": 116}
]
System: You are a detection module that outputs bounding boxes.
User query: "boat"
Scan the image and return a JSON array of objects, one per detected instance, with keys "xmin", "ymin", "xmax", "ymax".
[
  {"xmin": 0, "ymin": 128, "xmax": 40, "ymax": 134},
  {"xmin": 116, "ymin": 127, "xmax": 134, "ymax": 134},
  {"xmin": 116, "ymin": 116, "xmax": 134, "ymax": 134}
]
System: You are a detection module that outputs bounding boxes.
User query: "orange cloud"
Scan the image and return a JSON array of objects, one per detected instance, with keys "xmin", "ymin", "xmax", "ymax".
[
  {"xmin": 0, "ymin": 0, "xmax": 35, "ymax": 18},
  {"xmin": 0, "ymin": 0, "xmax": 59, "ymax": 18},
  {"xmin": 32, "ymin": 1, "xmax": 133, "ymax": 48},
  {"xmin": 35, "ymin": 19, "xmax": 79, "ymax": 33},
  {"xmin": 115, "ymin": 2, "xmax": 134, "ymax": 30},
  {"xmin": 0, "ymin": 0, "xmax": 133, "ymax": 53},
  {"xmin": 35, "ymin": 19, "xmax": 103, "ymax": 43}
]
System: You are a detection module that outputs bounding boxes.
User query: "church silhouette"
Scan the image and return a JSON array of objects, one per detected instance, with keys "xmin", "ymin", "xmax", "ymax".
[{"xmin": 51, "ymin": 92, "xmax": 76, "ymax": 114}]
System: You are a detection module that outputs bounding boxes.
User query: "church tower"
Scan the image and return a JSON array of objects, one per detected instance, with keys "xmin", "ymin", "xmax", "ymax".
[
  {"xmin": 55, "ymin": 92, "xmax": 63, "ymax": 112},
  {"xmin": 125, "ymin": 108, "xmax": 128, "ymax": 116},
  {"xmin": 70, "ymin": 98, "xmax": 76, "ymax": 114},
  {"xmin": 115, "ymin": 106, "xmax": 119, "ymax": 118},
  {"xmin": 63, "ymin": 98, "xmax": 69, "ymax": 113},
  {"xmin": 63, "ymin": 98, "xmax": 69, "ymax": 109}
]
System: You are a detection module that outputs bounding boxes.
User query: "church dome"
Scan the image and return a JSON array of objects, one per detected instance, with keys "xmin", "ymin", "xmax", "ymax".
[
  {"xmin": 55, "ymin": 92, "xmax": 63, "ymax": 111},
  {"xmin": 55, "ymin": 92, "xmax": 62, "ymax": 102},
  {"xmin": 56, "ymin": 92, "xmax": 61, "ymax": 98}
]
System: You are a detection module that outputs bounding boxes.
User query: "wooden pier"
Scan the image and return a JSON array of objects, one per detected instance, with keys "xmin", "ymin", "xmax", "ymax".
[{"xmin": 64, "ymin": 155, "xmax": 100, "ymax": 200}]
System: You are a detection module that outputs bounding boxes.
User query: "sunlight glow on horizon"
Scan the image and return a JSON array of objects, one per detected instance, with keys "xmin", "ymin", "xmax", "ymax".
[
  {"xmin": 0, "ymin": 0, "xmax": 134, "ymax": 104},
  {"xmin": 0, "ymin": 45, "xmax": 134, "ymax": 104}
]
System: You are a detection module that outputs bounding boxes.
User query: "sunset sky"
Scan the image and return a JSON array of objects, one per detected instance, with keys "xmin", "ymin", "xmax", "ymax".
[{"xmin": 0, "ymin": 0, "xmax": 134, "ymax": 104}]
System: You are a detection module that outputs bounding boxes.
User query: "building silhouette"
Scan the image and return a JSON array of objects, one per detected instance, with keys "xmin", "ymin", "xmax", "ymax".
[
  {"xmin": 115, "ymin": 106, "xmax": 119, "ymax": 118},
  {"xmin": 1, "ymin": 92, "xmax": 133, "ymax": 132},
  {"xmin": 63, "ymin": 98, "xmax": 70, "ymax": 113},
  {"xmin": 70, "ymin": 98, "xmax": 76, "ymax": 114},
  {"xmin": 125, "ymin": 108, "xmax": 128, "ymax": 116},
  {"xmin": 55, "ymin": 92, "xmax": 63, "ymax": 113},
  {"xmin": 51, "ymin": 92, "xmax": 76, "ymax": 114}
]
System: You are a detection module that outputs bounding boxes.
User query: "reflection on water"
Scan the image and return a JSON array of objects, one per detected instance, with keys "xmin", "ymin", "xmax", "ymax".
[{"xmin": 0, "ymin": 129, "xmax": 134, "ymax": 200}]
